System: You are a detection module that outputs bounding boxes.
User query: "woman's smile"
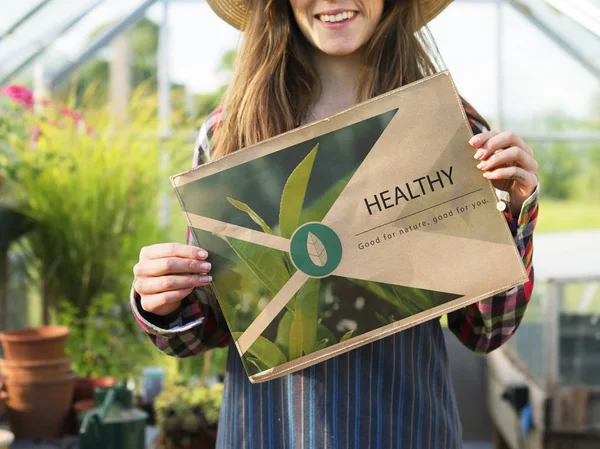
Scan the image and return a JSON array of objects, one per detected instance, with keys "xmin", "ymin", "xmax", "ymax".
[
  {"xmin": 316, "ymin": 9, "xmax": 359, "ymax": 28},
  {"xmin": 290, "ymin": 0, "xmax": 384, "ymax": 56}
]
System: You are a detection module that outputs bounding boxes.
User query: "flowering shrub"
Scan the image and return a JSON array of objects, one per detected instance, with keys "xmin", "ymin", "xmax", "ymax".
[{"xmin": 0, "ymin": 83, "xmax": 191, "ymax": 380}]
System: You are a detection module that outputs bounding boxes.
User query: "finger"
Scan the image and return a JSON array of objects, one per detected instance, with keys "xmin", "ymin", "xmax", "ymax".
[
  {"xmin": 140, "ymin": 288, "xmax": 195, "ymax": 314},
  {"xmin": 476, "ymin": 146, "xmax": 538, "ymax": 173},
  {"xmin": 134, "ymin": 274, "xmax": 212, "ymax": 295},
  {"xmin": 469, "ymin": 130, "xmax": 499, "ymax": 149},
  {"xmin": 482, "ymin": 165, "xmax": 538, "ymax": 187},
  {"xmin": 140, "ymin": 243, "xmax": 208, "ymax": 261},
  {"xmin": 476, "ymin": 131, "xmax": 533, "ymax": 161},
  {"xmin": 133, "ymin": 258, "xmax": 212, "ymax": 277}
]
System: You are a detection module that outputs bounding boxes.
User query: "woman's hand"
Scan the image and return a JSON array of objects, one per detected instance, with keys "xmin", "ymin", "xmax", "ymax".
[
  {"xmin": 469, "ymin": 130, "xmax": 538, "ymax": 218},
  {"xmin": 133, "ymin": 243, "xmax": 212, "ymax": 316}
]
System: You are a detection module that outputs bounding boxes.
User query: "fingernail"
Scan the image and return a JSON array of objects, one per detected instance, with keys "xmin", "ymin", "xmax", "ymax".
[
  {"xmin": 474, "ymin": 149, "xmax": 484, "ymax": 159},
  {"xmin": 469, "ymin": 136, "xmax": 480, "ymax": 146},
  {"xmin": 477, "ymin": 161, "xmax": 487, "ymax": 169},
  {"xmin": 198, "ymin": 250, "xmax": 208, "ymax": 259},
  {"xmin": 199, "ymin": 262, "xmax": 212, "ymax": 272},
  {"xmin": 199, "ymin": 275, "xmax": 212, "ymax": 284},
  {"xmin": 483, "ymin": 172, "xmax": 491, "ymax": 178}
]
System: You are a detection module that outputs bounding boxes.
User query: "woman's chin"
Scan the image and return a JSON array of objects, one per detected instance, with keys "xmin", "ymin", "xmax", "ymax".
[{"xmin": 318, "ymin": 42, "xmax": 362, "ymax": 57}]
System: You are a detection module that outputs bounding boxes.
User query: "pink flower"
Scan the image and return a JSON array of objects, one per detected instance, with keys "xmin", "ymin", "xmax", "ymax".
[
  {"xmin": 30, "ymin": 127, "xmax": 41, "ymax": 145},
  {"xmin": 60, "ymin": 107, "xmax": 83, "ymax": 123},
  {"xmin": 1, "ymin": 85, "xmax": 34, "ymax": 108}
]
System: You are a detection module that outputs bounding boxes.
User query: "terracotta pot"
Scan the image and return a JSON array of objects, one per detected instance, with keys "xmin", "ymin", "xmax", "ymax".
[
  {"xmin": 1, "ymin": 373, "xmax": 76, "ymax": 438},
  {"xmin": 73, "ymin": 398, "xmax": 95, "ymax": 415},
  {"xmin": 0, "ymin": 326, "xmax": 69, "ymax": 361},
  {"xmin": 73, "ymin": 376, "xmax": 119, "ymax": 403},
  {"xmin": 156, "ymin": 430, "xmax": 217, "ymax": 449},
  {"xmin": 0, "ymin": 356, "xmax": 71, "ymax": 381}
]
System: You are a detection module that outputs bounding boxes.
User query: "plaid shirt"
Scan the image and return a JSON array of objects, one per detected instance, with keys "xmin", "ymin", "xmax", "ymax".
[{"xmin": 131, "ymin": 105, "xmax": 539, "ymax": 449}]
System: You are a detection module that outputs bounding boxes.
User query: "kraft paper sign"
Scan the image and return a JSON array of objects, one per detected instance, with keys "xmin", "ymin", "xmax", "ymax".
[{"xmin": 171, "ymin": 71, "xmax": 528, "ymax": 383}]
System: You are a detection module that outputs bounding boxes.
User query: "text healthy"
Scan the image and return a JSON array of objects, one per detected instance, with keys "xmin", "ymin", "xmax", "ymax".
[{"xmin": 363, "ymin": 166, "xmax": 454, "ymax": 216}]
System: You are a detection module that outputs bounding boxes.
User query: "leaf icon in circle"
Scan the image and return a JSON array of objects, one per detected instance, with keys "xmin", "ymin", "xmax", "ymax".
[{"xmin": 307, "ymin": 232, "xmax": 327, "ymax": 267}]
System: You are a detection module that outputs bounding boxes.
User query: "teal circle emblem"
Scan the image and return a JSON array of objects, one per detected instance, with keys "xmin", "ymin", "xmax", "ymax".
[{"xmin": 290, "ymin": 222, "xmax": 343, "ymax": 278}]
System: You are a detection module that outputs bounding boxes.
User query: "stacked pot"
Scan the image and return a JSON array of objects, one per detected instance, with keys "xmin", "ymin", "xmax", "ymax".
[{"xmin": 0, "ymin": 326, "xmax": 75, "ymax": 438}]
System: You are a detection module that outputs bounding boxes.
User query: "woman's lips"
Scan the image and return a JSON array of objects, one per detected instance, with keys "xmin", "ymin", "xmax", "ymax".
[{"xmin": 316, "ymin": 11, "xmax": 359, "ymax": 29}]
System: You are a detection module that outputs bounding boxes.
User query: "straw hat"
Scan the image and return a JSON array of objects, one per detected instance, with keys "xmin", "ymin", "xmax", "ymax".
[{"xmin": 206, "ymin": 0, "xmax": 454, "ymax": 30}]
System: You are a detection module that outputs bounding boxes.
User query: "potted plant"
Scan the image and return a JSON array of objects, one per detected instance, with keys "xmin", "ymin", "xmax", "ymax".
[
  {"xmin": 1, "ymin": 84, "xmax": 190, "ymax": 435},
  {"xmin": 154, "ymin": 381, "xmax": 224, "ymax": 449}
]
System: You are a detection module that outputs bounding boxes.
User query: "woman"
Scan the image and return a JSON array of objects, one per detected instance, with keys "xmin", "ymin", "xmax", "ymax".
[{"xmin": 131, "ymin": 0, "xmax": 539, "ymax": 447}]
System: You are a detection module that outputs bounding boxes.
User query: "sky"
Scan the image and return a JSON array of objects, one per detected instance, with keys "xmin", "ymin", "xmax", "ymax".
[{"xmin": 1, "ymin": 0, "xmax": 598, "ymax": 130}]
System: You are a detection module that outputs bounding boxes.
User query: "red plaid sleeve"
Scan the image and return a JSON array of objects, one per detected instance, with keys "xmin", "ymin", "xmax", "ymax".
[
  {"xmin": 130, "ymin": 108, "xmax": 231, "ymax": 357},
  {"xmin": 447, "ymin": 109, "xmax": 540, "ymax": 354},
  {"xmin": 447, "ymin": 184, "xmax": 538, "ymax": 354}
]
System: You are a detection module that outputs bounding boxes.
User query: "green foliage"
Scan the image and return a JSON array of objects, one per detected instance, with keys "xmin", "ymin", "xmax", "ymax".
[
  {"xmin": 225, "ymin": 144, "xmax": 326, "ymax": 371},
  {"xmin": 295, "ymin": 278, "xmax": 320, "ymax": 354},
  {"xmin": 1, "ymin": 87, "xmax": 178, "ymax": 316},
  {"xmin": 536, "ymin": 199, "xmax": 600, "ymax": 233},
  {"xmin": 193, "ymin": 85, "xmax": 227, "ymax": 121},
  {"xmin": 279, "ymin": 144, "xmax": 319, "ymax": 238},
  {"xmin": 535, "ymin": 143, "xmax": 579, "ymax": 200},
  {"xmin": 57, "ymin": 294, "xmax": 155, "ymax": 380},
  {"xmin": 226, "ymin": 237, "xmax": 291, "ymax": 296},
  {"xmin": 155, "ymin": 380, "xmax": 224, "ymax": 446},
  {"xmin": 0, "ymin": 85, "xmax": 192, "ymax": 378},
  {"xmin": 348, "ymin": 279, "xmax": 450, "ymax": 320},
  {"xmin": 227, "ymin": 197, "xmax": 274, "ymax": 234}
]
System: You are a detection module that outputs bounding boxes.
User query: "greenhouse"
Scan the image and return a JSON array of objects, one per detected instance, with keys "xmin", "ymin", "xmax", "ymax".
[{"xmin": 0, "ymin": 0, "xmax": 598, "ymax": 448}]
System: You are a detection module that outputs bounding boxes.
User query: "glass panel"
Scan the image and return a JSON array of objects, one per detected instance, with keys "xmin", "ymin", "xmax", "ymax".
[
  {"xmin": 430, "ymin": 2, "xmax": 600, "ymax": 134},
  {"xmin": 0, "ymin": 0, "xmax": 45, "ymax": 37},
  {"xmin": 500, "ymin": 2, "xmax": 600, "ymax": 134},
  {"xmin": 0, "ymin": 0, "xmax": 104, "ymax": 83},
  {"xmin": 429, "ymin": 2, "xmax": 500, "ymax": 126},
  {"xmin": 559, "ymin": 281, "xmax": 600, "ymax": 386},
  {"xmin": 504, "ymin": 280, "xmax": 547, "ymax": 384}
]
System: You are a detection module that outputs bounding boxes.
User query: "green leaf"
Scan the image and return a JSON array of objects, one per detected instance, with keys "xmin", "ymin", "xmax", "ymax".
[
  {"xmin": 275, "ymin": 310, "xmax": 295, "ymax": 358},
  {"xmin": 279, "ymin": 143, "xmax": 319, "ymax": 238},
  {"xmin": 295, "ymin": 278, "xmax": 320, "ymax": 355},
  {"xmin": 227, "ymin": 237, "xmax": 290, "ymax": 296},
  {"xmin": 348, "ymin": 278, "xmax": 417, "ymax": 319},
  {"xmin": 247, "ymin": 357, "xmax": 270, "ymax": 374},
  {"xmin": 340, "ymin": 330, "xmax": 355, "ymax": 342},
  {"xmin": 288, "ymin": 310, "xmax": 304, "ymax": 360},
  {"xmin": 227, "ymin": 197, "xmax": 274, "ymax": 235},
  {"xmin": 301, "ymin": 171, "xmax": 354, "ymax": 223},
  {"xmin": 317, "ymin": 322, "xmax": 337, "ymax": 347},
  {"xmin": 233, "ymin": 333, "xmax": 287, "ymax": 368},
  {"xmin": 315, "ymin": 338, "xmax": 329, "ymax": 351}
]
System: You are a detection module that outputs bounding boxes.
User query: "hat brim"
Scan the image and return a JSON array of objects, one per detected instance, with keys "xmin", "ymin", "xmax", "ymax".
[{"xmin": 207, "ymin": 0, "xmax": 454, "ymax": 31}]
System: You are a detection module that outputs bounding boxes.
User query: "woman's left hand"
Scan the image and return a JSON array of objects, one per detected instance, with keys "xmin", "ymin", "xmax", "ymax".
[{"xmin": 469, "ymin": 130, "xmax": 538, "ymax": 218}]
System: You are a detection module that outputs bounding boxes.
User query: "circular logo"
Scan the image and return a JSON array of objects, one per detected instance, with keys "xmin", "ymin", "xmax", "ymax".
[{"xmin": 290, "ymin": 222, "xmax": 343, "ymax": 278}]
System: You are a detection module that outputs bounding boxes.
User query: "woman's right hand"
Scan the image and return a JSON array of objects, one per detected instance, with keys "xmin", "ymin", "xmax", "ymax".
[{"xmin": 133, "ymin": 243, "xmax": 212, "ymax": 316}]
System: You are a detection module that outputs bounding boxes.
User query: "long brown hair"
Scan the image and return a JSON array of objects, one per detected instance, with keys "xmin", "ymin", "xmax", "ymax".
[{"xmin": 215, "ymin": 0, "xmax": 486, "ymax": 159}]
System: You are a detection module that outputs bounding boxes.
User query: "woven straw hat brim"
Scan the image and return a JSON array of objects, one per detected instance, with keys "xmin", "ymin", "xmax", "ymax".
[{"xmin": 206, "ymin": 0, "xmax": 454, "ymax": 31}]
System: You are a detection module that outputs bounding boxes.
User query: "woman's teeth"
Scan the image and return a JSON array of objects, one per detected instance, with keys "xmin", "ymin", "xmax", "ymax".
[{"xmin": 319, "ymin": 11, "xmax": 356, "ymax": 23}]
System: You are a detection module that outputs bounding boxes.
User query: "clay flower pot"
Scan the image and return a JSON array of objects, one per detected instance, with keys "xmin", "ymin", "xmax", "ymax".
[
  {"xmin": 73, "ymin": 376, "xmax": 119, "ymax": 403},
  {"xmin": 0, "ymin": 326, "xmax": 69, "ymax": 361},
  {"xmin": 0, "ymin": 356, "xmax": 72, "ymax": 381},
  {"xmin": 0, "ymin": 373, "xmax": 76, "ymax": 438}
]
